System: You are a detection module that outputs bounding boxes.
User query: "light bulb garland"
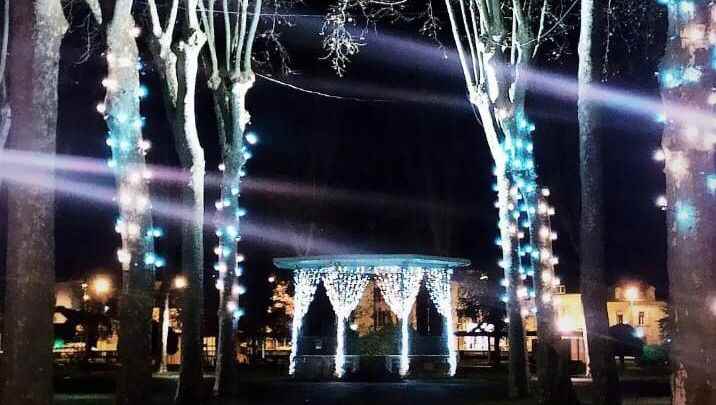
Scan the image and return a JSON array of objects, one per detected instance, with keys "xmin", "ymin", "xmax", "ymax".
[
  {"xmin": 653, "ymin": 0, "xmax": 716, "ymax": 236},
  {"xmin": 100, "ymin": 25, "xmax": 163, "ymax": 275},
  {"xmin": 491, "ymin": 103, "xmax": 564, "ymax": 345},
  {"xmin": 213, "ymin": 131, "xmax": 259, "ymax": 329}
]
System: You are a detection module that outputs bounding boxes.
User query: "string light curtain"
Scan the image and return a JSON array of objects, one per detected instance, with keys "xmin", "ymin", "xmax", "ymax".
[
  {"xmin": 424, "ymin": 268, "xmax": 457, "ymax": 376},
  {"xmin": 288, "ymin": 269, "xmax": 321, "ymax": 375},
  {"xmin": 322, "ymin": 266, "xmax": 371, "ymax": 378},
  {"xmin": 375, "ymin": 266, "xmax": 424, "ymax": 376}
]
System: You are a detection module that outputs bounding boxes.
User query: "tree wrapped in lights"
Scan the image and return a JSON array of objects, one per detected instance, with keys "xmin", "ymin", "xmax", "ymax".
[
  {"xmin": 97, "ymin": 1, "xmax": 165, "ymax": 402},
  {"xmin": 424, "ymin": 268, "xmax": 457, "ymax": 376},
  {"xmin": 375, "ymin": 266, "xmax": 424, "ymax": 376},
  {"xmin": 322, "ymin": 266, "xmax": 371, "ymax": 377},
  {"xmin": 288, "ymin": 269, "xmax": 321, "ymax": 375},
  {"xmin": 657, "ymin": 0, "xmax": 716, "ymax": 403},
  {"xmin": 196, "ymin": 0, "xmax": 284, "ymax": 392},
  {"xmin": 440, "ymin": 0, "xmax": 575, "ymax": 398}
]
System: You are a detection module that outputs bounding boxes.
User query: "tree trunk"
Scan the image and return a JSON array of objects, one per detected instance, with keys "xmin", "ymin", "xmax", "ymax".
[
  {"xmin": 528, "ymin": 190, "xmax": 578, "ymax": 404},
  {"xmin": 160, "ymin": 292, "xmax": 170, "ymax": 373},
  {"xmin": 213, "ymin": 76, "xmax": 253, "ymax": 397},
  {"xmin": 577, "ymin": 0, "xmax": 621, "ymax": 403},
  {"xmin": 496, "ymin": 168, "xmax": 530, "ymax": 398},
  {"xmin": 174, "ymin": 26, "xmax": 207, "ymax": 405},
  {"xmin": 1, "ymin": 2, "xmax": 67, "ymax": 404},
  {"xmin": 104, "ymin": 2, "xmax": 158, "ymax": 404},
  {"xmin": 660, "ymin": 3, "xmax": 716, "ymax": 404}
]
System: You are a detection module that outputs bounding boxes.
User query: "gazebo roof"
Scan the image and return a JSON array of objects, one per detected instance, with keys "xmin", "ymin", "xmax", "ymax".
[{"xmin": 273, "ymin": 254, "xmax": 470, "ymax": 271}]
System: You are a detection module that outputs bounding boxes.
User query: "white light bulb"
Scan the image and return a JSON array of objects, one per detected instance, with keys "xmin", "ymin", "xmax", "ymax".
[
  {"xmin": 656, "ymin": 195, "xmax": 668, "ymax": 209},
  {"xmin": 127, "ymin": 222, "xmax": 140, "ymax": 238}
]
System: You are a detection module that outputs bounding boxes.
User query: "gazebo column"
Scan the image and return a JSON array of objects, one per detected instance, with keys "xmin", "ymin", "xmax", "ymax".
[
  {"xmin": 376, "ymin": 266, "xmax": 424, "ymax": 376},
  {"xmin": 425, "ymin": 268, "xmax": 457, "ymax": 376},
  {"xmin": 323, "ymin": 266, "xmax": 370, "ymax": 378},
  {"xmin": 288, "ymin": 269, "xmax": 321, "ymax": 376}
]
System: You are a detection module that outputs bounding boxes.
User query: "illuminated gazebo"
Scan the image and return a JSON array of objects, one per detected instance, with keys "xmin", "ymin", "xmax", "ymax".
[{"xmin": 273, "ymin": 254, "xmax": 470, "ymax": 378}]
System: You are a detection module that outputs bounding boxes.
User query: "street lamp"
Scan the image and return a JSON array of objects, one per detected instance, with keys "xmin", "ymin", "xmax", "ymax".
[
  {"xmin": 173, "ymin": 275, "xmax": 188, "ymax": 290},
  {"xmin": 93, "ymin": 276, "xmax": 112, "ymax": 296}
]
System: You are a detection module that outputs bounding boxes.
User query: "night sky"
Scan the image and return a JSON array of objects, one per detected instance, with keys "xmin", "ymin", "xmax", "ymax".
[{"xmin": 0, "ymin": 2, "xmax": 668, "ymax": 333}]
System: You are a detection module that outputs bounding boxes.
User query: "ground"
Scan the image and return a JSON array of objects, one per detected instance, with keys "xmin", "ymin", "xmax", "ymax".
[{"xmin": 53, "ymin": 365, "xmax": 671, "ymax": 405}]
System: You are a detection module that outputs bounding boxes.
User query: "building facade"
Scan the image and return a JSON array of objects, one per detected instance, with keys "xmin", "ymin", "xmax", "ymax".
[{"xmin": 523, "ymin": 282, "xmax": 668, "ymax": 363}]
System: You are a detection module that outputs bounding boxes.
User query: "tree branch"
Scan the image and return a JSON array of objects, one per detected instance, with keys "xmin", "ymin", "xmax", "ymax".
[
  {"xmin": 199, "ymin": 0, "xmax": 220, "ymax": 86},
  {"xmin": 233, "ymin": 0, "xmax": 249, "ymax": 77},
  {"xmin": 223, "ymin": 0, "xmax": 231, "ymax": 72},
  {"xmin": 242, "ymin": 0, "xmax": 262, "ymax": 74}
]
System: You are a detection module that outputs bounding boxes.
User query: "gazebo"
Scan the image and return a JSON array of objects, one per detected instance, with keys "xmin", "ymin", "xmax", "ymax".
[{"xmin": 273, "ymin": 254, "xmax": 470, "ymax": 378}]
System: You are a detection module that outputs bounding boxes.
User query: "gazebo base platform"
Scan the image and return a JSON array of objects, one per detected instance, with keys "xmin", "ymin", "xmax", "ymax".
[{"xmin": 292, "ymin": 355, "xmax": 452, "ymax": 380}]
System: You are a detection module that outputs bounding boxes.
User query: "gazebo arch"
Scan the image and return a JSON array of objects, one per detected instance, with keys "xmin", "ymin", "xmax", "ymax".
[{"xmin": 273, "ymin": 254, "xmax": 470, "ymax": 378}]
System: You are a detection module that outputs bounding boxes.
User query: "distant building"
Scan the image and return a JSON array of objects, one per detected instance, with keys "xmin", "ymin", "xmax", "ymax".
[{"xmin": 524, "ymin": 281, "xmax": 668, "ymax": 363}]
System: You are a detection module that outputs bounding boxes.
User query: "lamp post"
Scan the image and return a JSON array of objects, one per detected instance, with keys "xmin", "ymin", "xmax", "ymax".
[{"xmin": 159, "ymin": 275, "xmax": 187, "ymax": 373}]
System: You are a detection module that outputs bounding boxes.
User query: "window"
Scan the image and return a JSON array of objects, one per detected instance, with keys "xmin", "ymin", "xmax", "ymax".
[
  {"xmin": 638, "ymin": 311, "xmax": 645, "ymax": 326},
  {"xmin": 617, "ymin": 313, "xmax": 624, "ymax": 324}
]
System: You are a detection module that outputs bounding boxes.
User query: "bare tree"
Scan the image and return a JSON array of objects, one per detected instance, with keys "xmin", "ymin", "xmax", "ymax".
[
  {"xmin": 577, "ymin": 0, "xmax": 621, "ymax": 404},
  {"xmin": 1, "ymin": 1, "xmax": 68, "ymax": 404},
  {"xmin": 198, "ymin": 0, "xmax": 263, "ymax": 395},
  {"xmin": 440, "ymin": 0, "xmax": 572, "ymax": 399},
  {"xmin": 658, "ymin": 1, "xmax": 716, "ymax": 403},
  {"xmin": 145, "ymin": 0, "xmax": 208, "ymax": 402}
]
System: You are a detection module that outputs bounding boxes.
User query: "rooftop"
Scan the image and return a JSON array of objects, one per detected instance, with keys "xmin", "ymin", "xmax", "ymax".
[{"xmin": 273, "ymin": 254, "xmax": 471, "ymax": 271}]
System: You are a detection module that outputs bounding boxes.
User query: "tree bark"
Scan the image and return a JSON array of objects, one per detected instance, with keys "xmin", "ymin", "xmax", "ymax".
[
  {"xmin": 1, "ymin": 2, "xmax": 67, "ymax": 404},
  {"xmin": 659, "ymin": 3, "xmax": 716, "ymax": 404},
  {"xmin": 577, "ymin": 1, "xmax": 621, "ymax": 404},
  {"xmin": 173, "ymin": 23, "xmax": 207, "ymax": 405},
  {"xmin": 146, "ymin": 1, "xmax": 207, "ymax": 401},
  {"xmin": 103, "ymin": 2, "xmax": 158, "ymax": 404}
]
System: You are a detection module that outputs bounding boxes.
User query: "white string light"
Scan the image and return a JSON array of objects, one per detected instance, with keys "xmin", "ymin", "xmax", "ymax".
[
  {"xmin": 100, "ymin": 24, "xmax": 163, "ymax": 275},
  {"xmin": 424, "ymin": 268, "xmax": 457, "ymax": 376},
  {"xmin": 288, "ymin": 269, "xmax": 321, "ymax": 375},
  {"xmin": 375, "ymin": 266, "xmax": 424, "ymax": 376},
  {"xmin": 322, "ymin": 266, "xmax": 371, "ymax": 378}
]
